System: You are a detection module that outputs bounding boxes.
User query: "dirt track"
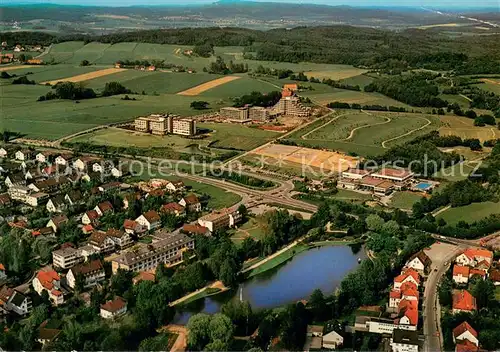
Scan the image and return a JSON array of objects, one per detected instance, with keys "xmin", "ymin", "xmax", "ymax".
[
  {"xmin": 0, "ymin": 65, "xmax": 37, "ymax": 72},
  {"xmin": 176, "ymin": 75, "xmax": 240, "ymax": 96},
  {"xmin": 41, "ymin": 67, "xmax": 126, "ymax": 85}
]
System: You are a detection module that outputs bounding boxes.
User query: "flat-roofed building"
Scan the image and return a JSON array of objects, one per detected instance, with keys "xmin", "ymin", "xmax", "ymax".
[
  {"xmin": 358, "ymin": 176, "xmax": 395, "ymax": 195},
  {"xmin": 198, "ymin": 208, "xmax": 242, "ymax": 233},
  {"xmin": 220, "ymin": 107, "xmax": 249, "ymax": 120},
  {"xmin": 341, "ymin": 168, "xmax": 371, "ymax": 180},
  {"xmin": 172, "ymin": 118, "xmax": 196, "ymax": 136},
  {"xmin": 249, "ymin": 106, "xmax": 270, "ymax": 121},
  {"xmin": 111, "ymin": 233, "xmax": 194, "ymax": 273},
  {"xmin": 371, "ymin": 168, "xmax": 414, "ymax": 183},
  {"xmin": 52, "ymin": 246, "xmax": 82, "ymax": 269}
]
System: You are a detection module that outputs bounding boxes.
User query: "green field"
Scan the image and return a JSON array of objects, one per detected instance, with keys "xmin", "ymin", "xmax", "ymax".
[
  {"xmin": 473, "ymin": 79, "xmax": 500, "ymax": 95},
  {"xmin": 69, "ymin": 122, "xmax": 279, "ymax": 152},
  {"xmin": 198, "ymin": 76, "xmax": 277, "ymax": 98},
  {"xmin": 390, "ymin": 192, "xmax": 425, "ymax": 210},
  {"xmin": 436, "ymin": 201, "xmax": 500, "ymax": 225},
  {"xmin": 285, "ymin": 111, "xmax": 440, "ymax": 157},
  {"xmin": 231, "ymin": 217, "xmax": 267, "ymax": 246},
  {"xmin": 301, "ymin": 88, "xmax": 412, "ymax": 108}
]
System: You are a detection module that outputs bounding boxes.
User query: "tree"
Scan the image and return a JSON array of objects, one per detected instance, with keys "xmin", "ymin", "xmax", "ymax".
[
  {"xmin": 471, "ymin": 278, "xmax": 495, "ymax": 309},
  {"xmin": 193, "ymin": 43, "xmax": 214, "ymax": 58},
  {"xmin": 438, "ymin": 276, "xmax": 453, "ymax": 307},
  {"xmin": 308, "ymin": 289, "xmax": 327, "ymax": 321},
  {"xmin": 102, "ymin": 81, "xmax": 131, "ymax": 97},
  {"xmin": 110, "ymin": 269, "xmax": 133, "ymax": 296},
  {"xmin": 190, "ymin": 101, "xmax": 210, "ymax": 110},
  {"xmin": 365, "ymin": 214, "xmax": 384, "ymax": 232},
  {"xmin": 237, "ymin": 204, "xmax": 248, "ymax": 220},
  {"xmin": 80, "ymin": 59, "xmax": 90, "ymax": 66},
  {"xmin": 209, "ymin": 313, "xmax": 234, "ymax": 345},
  {"xmin": 219, "ymin": 259, "xmax": 238, "ymax": 287},
  {"xmin": 382, "ymin": 220, "xmax": 400, "ymax": 236},
  {"xmin": 187, "ymin": 313, "xmax": 211, "ymax": 350},
  {"xmin": 205, "ymin": 339, "xmax": 227, "ymax": 351}
]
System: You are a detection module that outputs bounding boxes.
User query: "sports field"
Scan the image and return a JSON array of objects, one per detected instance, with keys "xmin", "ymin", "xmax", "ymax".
[
  {"xmin": 41, "ymin": 67, "xmax": 127, "ymax": 85},
  {"xmin": 436, "ymin": 201, "xmax": 500, "ymax": 225},
  {"xmin": 439, "ymin": 115, "xmax": 500, "ymax": 141},
  {"xmin": 251, "ymin": 144, "xmax": 359, "ymax": 173},
  {"xmin": 177, "ymin": 76, "xmax": 241, "ymax": 96},
  {"xmin": 285, "ymin": 111, "xmax": 440, "ymax": 157}
]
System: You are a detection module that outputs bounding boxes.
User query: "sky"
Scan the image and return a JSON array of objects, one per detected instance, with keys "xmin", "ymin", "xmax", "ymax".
[{"xmin": 3, "ymin": 0, "xmax": 500, "ymax": 8}]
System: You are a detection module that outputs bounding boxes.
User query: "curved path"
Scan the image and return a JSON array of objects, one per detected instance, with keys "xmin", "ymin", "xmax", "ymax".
[
  {"xmin": 381, "ymin": 116, "xmax": 432, "ymax": 148},
  {"xmin": 301, "ymin": 112, "xmax": 349, "ymax": 140},
  {"xmin": 339, "ymin": 116, "xmax": 391, "ymax": 142}
]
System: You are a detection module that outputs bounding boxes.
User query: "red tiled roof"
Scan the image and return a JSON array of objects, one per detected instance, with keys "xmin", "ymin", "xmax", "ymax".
[
  {"xmin": 400, "ymin": 281, "xmax": 418, "ymax": 292},
  {"xmin": 461, "ymin": 248, "xmax": 493, "ymax": 262},
  {"xmin": 390, "ymin": 290, "xmax": 401, "ymax": 299},
  {"xmin": 453, "ymin": 265, "xmax": 470, "ymax": 277},
  {"xmin": 123, "ymin": 219, "xmax": 138, "ymax": 230},
  {"xmin": 97, "ymin": 201, "xmax": 113, "ymax": 213},
  {"xmin": 489, "ymin": 268, "xmax": 500, "ymax": 282},
  {"xmin": 36, "ymin": 270, "xmax": 60, "ymax": 290},
  {"xmin": 373, "ymin": 168, "xmax": 413, "ymax": 179},
  {"xmin": 50, "ymin": 289, "xmax": 62, "ymax": 297},
  {"xmin": 397, "ymin": 299, "xmax": 418, "ymax": 325},
  {"xmin": 71, "ymin": 260, "xmax": 103, "ymax": 276},
  {"xmin": 149, "ymin": 189, "xmax": 165, "ymax": 197},
  {"xmin": 182, "ymin": 194, "xmax": 199, "ymax": 205},
  {"xmin": 133, "ymin": 271, "xmax": 155, "ymax": 284},
  {"xmin": 455, "ymin": 339, "xmax": 479, "ymax": 352},
  {"xmin": 0, "ymin": 264, "xmax": 5, "ymax": 271},
  {"xmin": 101, "ymin": 296, "xmax": 126, "ymax": 312},
  {"xmin": 469, "ymin": 269, "xmax": 486, "ymax": 278},
  {"xmin": 402, "ymin": 268, "xmax": 421, "ymax": 284},
  {"xmin": 143, "ymin": 210, "xmax": 160, "ymax": 223},
  {"xmin": 82, "ymin": 224, "xmax": 94, "ymax": 232},
  {"xmin": 107, "ymin": 228, "xmax": 125, "ymax": 238},
  {"xmin": 161, "ymin": 202, "xmax": 185, "ymax": 212},
  {"xmin": 453, "ymin": 290, "xmax": 477, "ymax": 312},
  {"xmin": 182, "ymin": 224, "xmax": 209, "ymax": 235},
  {"xmin": 453, "ymin": 321, "xmax": 477, "ymax": 339},
  {"xmin": 85, "ymin": 210, "xmax": 100, "ymax": 221}
]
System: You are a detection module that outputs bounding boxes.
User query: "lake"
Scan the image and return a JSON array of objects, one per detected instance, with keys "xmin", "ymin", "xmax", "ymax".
[{"xmin": 173, "ymin": 244, "xmax": 365, "ymax": 324}]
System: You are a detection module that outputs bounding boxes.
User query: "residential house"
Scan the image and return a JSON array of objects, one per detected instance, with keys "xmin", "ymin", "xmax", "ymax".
[
  {"xmin": 123, "ymin": 219, "xmax": 144, "ymax": 235},
  {"xmin": 24, "ymin": 168, "xmax": 44, "ymax": 180},
  {"xmin": 25, "ymin": 192, "xmax": 49, "ymax": 207},
  {"xmin": 453, "ymin": 321, "xmax": 479, "ymax": 347},
  {"xmin": 98, "ymin": 182, "xmax": 121, "ymax": 193},
  {"xmin": 161, "ymin": 202, "xmax": 186, "ymax": 217},
  {"xmin": 490, "ymin": 268, "xmax": 500, "ymax": 285},
  {"xmin": 32, "ymin": 269, "xmax": 64, "ymax": 306},
  {"xmin": 198, "ymin": 208, "xmax": 242, "ymax": 233},
  {"xmin": 95, "ymin": 201, "xmax": 114, "ymax": 216},
  {"xmin": 52, "ymin": 246, "xmax": 82, "ymax": 270},
  {"xmin": 82, "ymin": 224, "xmax": 94, "ymax": 235},
  {"xmin": 82, "ymin": 210, "xmax": 100, "ymax": 226},
  {"xmin": 67, "ymin": 260, "xmax": 105, "ymax": 289},
  {"xmin": 405, "ymin": 251, "xmax": 431, "ymax": 273},
  {"xmin": 37, "ymin": 323, "xmax": 61, "ymax": 347},
  {"xmin": 46, "ymin": 214, "xmax": 69, "ymax": 232},
  {"xmin": 0, "ymin": 263, "xmax": 6, "ymax": 281},
  {"xmin": 43, "ymin": 164, "xmax": 71, "ymax": 178},
  {"xmin": 7, "ymin": 185, "xmax": 30, "ymax": 201},
  {"xmin": 35, "ymin": 151, "xmax": 56, "ymax": 164},
  {"xmin": 15, "ymin": 149, "xmax": 35, "ymax": 161},
  {"xmin": 135, "ymin": 210, "xmax": 161, "ymax": 231},
  {"xmin": 46, "ymin": 196, "xmax": 66, "ymax": 213},
  {"xmin": 452, "ymin": 290, "xmax": 477, "ymax": 314},
  {"xmin": 455, "ymin": 340, "xmax": 479, "ymax": 352},
  {"xmin": 390, "ymin": 329, "xmax": 419, "ymax": 352},
  {"xmin": 55, "ymin": 154, "xmax": 72, "ymax": 166},
  {"xmin": 5, "ymin": 173, "xmax": 26, "ymax": 188},
  {"xmin": 0, "ymin": 287, "xmax": 32, "ymax": 316},
  {"xmin": 393, "ymin": 268, "xmax": 420, "ymax": 291},
  {"xmin": 0, "ymin": 147, "xmax": 7, "ymax": 158},
  {"xmin": 81, "ymin": 171, "xmax": 102, "ymax": 183},
  {"xmin": 322, "ymin": 330, "xmax": 344, "ymax": 350},
  {"xmin": 0, "ymin": 193, "xmax": 11, "ymax": 207},
  {"xmin": 306, "ymin": 325, "xmax": 323, "ymax": 351},
  {"xmin": 100, "ymin": 297, "xmax": 127, "ymax": 319},
  {"xmin": 111, "ymin": 165, "xmax": 128, "ymax": 178},
  {"xmin": 179, "ymin": 194, "xmax": 201, "ymax": 212},
  {"xmin": 64, "ymin": 190, "xmax": 83, "ymax": 205},
  {"xmin": 182, "ymin": 223, "xmax": 210, "ymax": 236},
  {"xmin": 456, "ymin": 248, "xmax": 493, "ymax": 267},
  {"xmin": 166, "ymin": 179, "xmax": 185, "ymax": 193},
  {"xmin": 106, "ymin": 228, "xmax": 133, "ymax": 249},
  {"xmin": 88, "ymin": 230, "xmax": 115, "ymax": 254},
  {"xmin": 29, "ymin": 177, "xmax": 70, "ymax": 193},
  {"xmin": 395, "ymin": 300, "xmax": 418, "ymax": 329},
  {"xmin": 92, "ymin": 160, "xmax": 112, "ymax": 173},
  {"xmin": 73, "ymin": 156, "xmax": 100, "ymax": 171},
  {"xmin": 453, "ymin": 265, "xmax": 470, "ymax": 285}
]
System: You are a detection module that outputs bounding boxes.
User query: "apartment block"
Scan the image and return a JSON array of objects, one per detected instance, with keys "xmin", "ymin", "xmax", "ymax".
[
  {"xmin": 52, "ymin": 246, "xmax": 83, "ymax": 269},
  {"xmin": 220, "ymin": 107, "xmax": 250, "ymax": 121},
  {"xmin": 134, "ymin": 113, "xmax": 196, "ymax": 136},
  {"xmin": 249, "ymin": 106, "xmax": 270, "ymax": 121},
  {"xmin": 172, "ymin": 118, "xmax": 196, "ymax": 136},
  {"xmin": 111, "ymin": 233, "xmax": 194, "ymax": 273}
]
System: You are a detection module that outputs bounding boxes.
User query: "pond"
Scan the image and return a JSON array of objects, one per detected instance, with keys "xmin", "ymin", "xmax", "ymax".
[{"xmin": 173, "ymin": 244, "xmax": 365, "ymax": 324}]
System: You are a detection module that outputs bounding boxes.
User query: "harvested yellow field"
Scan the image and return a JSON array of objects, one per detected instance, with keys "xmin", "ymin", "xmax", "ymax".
[
  {"xmin": 41, "ymin": 67, "xmax": 127, "ymax": 85},
  {"xmin": 177, "ymin": 76, "xmax": 241, "ymax": 96},
  {"xmin": 417, "ymin": 23, "xmax": 460, "ymax": 29},
  {"xmin": 305, "ymin": 68, "xmax": 368, "ymax": 80},
  {"xmin": 439, "ymin": 115, "xmax": 500, "ymax": 142},
  {"xmin": 252, "ymin": 144, "xmax": 359, "ymax": 174},
  {"xmin": 0, "ymin": 65, "xmax": 37, "ymax": 72}
]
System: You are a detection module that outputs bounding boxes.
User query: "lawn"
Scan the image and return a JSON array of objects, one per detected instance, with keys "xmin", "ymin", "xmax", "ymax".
[
  {"xmin": 246, "ymin": 243, "xmax": 309, "ymax": 278},
  {"xmin": 332, "ymin": 189, "xmax": 372, "ymax": 201},
  {"xmin": 433, "ymin": 163, "xmax": 477, "ymax": 181},
  {"xmin": 390, "ymin": 191, "xmax": 425, "ymax": 210},
  {"xmin": 199, "ymin": 122, "xmax": 280, "ymax": 151},
  {"xmin": 495, "ymin": 286, "xmax": 500, "ymax": 301},
  {"xmin": 301, "ymin": 88, "xmax": 412, "ymax": 108},
  {"xmin": 436, "ymin": 201, "xmax": 500, "ymax": 225},
  {"xmin": 231, "ymin": 217, "xmax": 267, "ymax": 245}
]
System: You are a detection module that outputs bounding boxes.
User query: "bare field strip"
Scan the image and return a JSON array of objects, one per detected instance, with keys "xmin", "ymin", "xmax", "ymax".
[
  {"xmin": 0, "ymin": 65, "xmax": 38, "ymax": 72},
  {"xmin": 251, "ymin": 144, "xmax": 359, "ymax": 174},
  {"xmin": 305, "ymin": 68, "xmax": 368, "ymax": 80},
  {"xmin": 177, "ymin": 76, "xmax": 241, "ymax": 96},
  {"xmin": 40, "ymin": 67, "xmax": 127, "ymax": 85}
]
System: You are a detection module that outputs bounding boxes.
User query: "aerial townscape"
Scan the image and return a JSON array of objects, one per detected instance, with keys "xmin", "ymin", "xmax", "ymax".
[{"xmin": 1, "ymin": 0, "xmax": 500, "ymax": 351}]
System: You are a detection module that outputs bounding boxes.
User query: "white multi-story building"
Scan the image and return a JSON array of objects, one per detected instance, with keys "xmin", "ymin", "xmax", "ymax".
[
  {"xmin": 66, "ymin": 260, "xmax": 105, "ymax": 289},
  {"xmin": 52, "ymin": 246, "xmax": 83, "ymax": 270}
]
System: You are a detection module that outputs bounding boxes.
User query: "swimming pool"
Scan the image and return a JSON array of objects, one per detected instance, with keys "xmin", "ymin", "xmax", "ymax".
[{"xmin": 415, "ymin": 182, "xmax": 432, "ymax": 190}]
